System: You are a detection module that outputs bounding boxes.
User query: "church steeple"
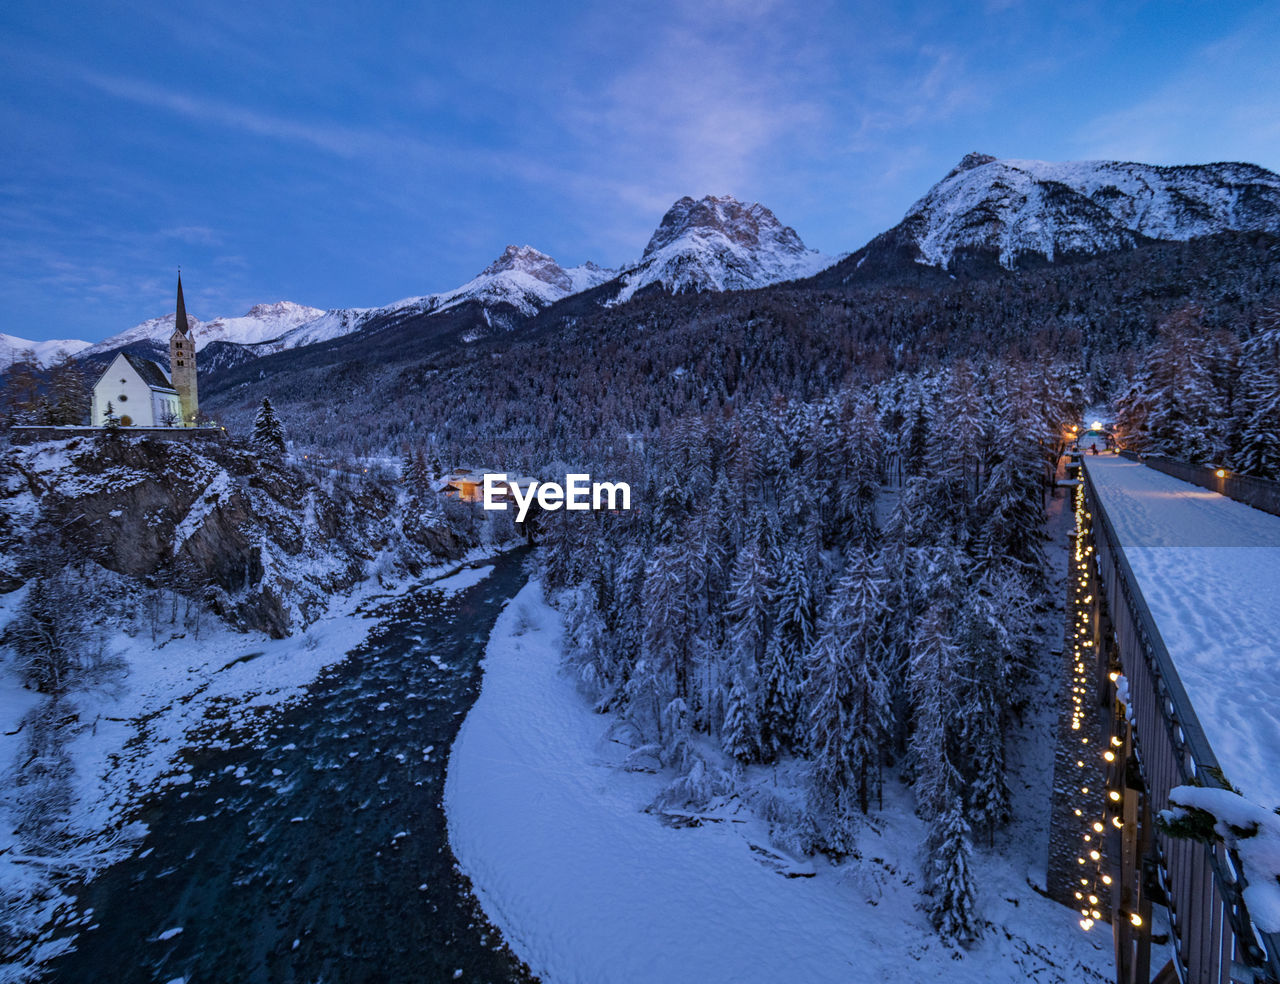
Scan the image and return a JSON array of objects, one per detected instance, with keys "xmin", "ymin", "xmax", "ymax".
[
  {"xmin": 169, "ymin": 271, "xmax": 198, "ymax": 425},
  {"xmin": 175, "ymin": 271, "xmax": 189, "ymax": 335}
]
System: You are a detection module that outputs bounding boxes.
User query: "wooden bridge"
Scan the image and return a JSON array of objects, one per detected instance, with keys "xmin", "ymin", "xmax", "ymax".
[{"xmin": 1047, "ymin": 450, "xmax": 1280, "ymax": 984}]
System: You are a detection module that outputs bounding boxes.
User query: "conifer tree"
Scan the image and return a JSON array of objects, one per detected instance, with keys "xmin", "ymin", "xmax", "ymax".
[
  {"xmin": 1233, "ymin": 309, "xmax": 1280, "ymax": 479},
  {"xmin": 759, "ymin": 632, "xmax": 799, "ymax": 759},
  {"xmin": 726, "ymin": 543, "xmax": 771, "ymax": 673},
  {"xmin": 806, "ymin": 548, "xmax": 892, "ymax": 835},
  {"xmin": 928, "ymin": 796, "xmax": 981, "ymax": 942},
  {"xmin": 250, "ymin": 397, "xmax": 287, "ymax": 460},
  {"xmin": 723, "ymin": 673, "xmax": 759, "ymax": 764},
  {"xmin": 972, "ymin": 426, "xmax": 1047, "ymax": 582},
  {"xmin": 908, "ymin": 603, "xmax": 962, "ymax": 819}
]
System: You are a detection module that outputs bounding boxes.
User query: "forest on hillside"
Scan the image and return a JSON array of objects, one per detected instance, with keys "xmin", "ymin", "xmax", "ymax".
[
  {"xmin": 532, "ymin": 359, "xmax": 1072, "ymax": 941},
  {"xmin": 190, "ymin": 232, "xmax": 1280, "ymax": 482}
]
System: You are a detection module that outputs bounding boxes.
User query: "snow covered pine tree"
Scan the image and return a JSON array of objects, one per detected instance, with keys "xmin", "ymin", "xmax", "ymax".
[{"xmin": 250, "ymin": 397, "xmax": 287, "ymax": 460}]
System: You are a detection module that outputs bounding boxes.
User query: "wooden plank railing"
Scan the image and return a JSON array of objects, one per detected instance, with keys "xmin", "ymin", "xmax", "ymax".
[{"xmin": 1082, "ymin": 458, "xmax": 1280, "ymax": 984}]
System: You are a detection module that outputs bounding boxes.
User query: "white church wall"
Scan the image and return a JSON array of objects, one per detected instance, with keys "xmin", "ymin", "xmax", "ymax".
[
  {"xmin": 150, "ymin": 390, "xmax": 181, "ymax": 425},
  {"xmin": 92, "ymin": 355, "xmax": 159, "ymax": 426}
]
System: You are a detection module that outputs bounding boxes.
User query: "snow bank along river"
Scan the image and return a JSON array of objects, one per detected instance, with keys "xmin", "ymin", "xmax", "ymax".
[
  {"xmin": 40, "ymin": 548, "xmax": 532, "ymax": 984},
  {"xmin": 446, "ymin": 581, "xmax": 1112, "ymax": 984}
]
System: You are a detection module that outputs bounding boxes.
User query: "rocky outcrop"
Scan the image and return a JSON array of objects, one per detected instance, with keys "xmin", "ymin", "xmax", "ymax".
[
  {"xmin": 611, "ymin": 195, "xmax": 834, "ymax": 303},
  {"xmin": 0, "ymin": 436, "xmax": 475, "ymax": 637}
]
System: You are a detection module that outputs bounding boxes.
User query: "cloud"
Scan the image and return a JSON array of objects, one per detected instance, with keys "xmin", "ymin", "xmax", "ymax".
[{"xmin": 81, "ymin": 72, "xmax": 378, "ymax": 157}]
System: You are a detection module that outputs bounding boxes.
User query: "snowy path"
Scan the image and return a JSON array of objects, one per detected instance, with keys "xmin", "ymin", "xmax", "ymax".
[
  {"xmin": 1083, "ymin": 455, "xmax": 1280, "ymax": 809},
  {"xmin": 446, "ymin": 583, "xmax": 1111, "ymax": 984}
]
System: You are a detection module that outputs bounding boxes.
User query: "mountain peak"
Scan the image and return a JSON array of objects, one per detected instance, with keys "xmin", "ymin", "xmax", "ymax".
[
  {"xmin": 481, "ymin": 245, "xmax": 571, "ymax": 291},
  {"xmin": 901, "ymin": 155, "xmax": 1280, "ymax": 270},
  {"xmin": 642, "ymin": 195, "xmax": 805, "ymax": 259},
  {"xmin": 945, "ymin": 151, "xmax": 998, "ymax": 179},
  {"xmin": 243, "ymin": 300, "xmax": 322, "ymax": 320},
  {"xmin": 612, "ymin": 194, "xmax": 832, "ymax": 304}
]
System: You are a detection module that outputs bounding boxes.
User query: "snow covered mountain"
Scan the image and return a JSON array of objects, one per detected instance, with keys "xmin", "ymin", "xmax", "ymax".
[
  {"xmin": 894, "ymin": 153, "xmax": 1280, "ymax": 270},
  {"xmin": 81, "ymin": 300, "xmax": 323, "ymax": 358},
  {"xmin": 258, "ymin": 246, "xmax": 616, "ymax": 352},
  {"xmin": 0, "ymin": 333, "xmax": 90, "ymax": 370},
  {"xmin": 612, "ymin": 195, "xmax": 834, "ymax": 303}
]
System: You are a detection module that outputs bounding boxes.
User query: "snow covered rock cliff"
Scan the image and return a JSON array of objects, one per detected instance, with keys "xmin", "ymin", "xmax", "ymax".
[
  {"xmin": 0, "ymin": 438, "xmax": 472, "ymax": 634},
  {"xmin": 898, "ymin": 153, "xmax": 1280, "ymax": 270},
  {"xmin": 613, "ymin": 195, "xmax": 834, "ymax": 303}
]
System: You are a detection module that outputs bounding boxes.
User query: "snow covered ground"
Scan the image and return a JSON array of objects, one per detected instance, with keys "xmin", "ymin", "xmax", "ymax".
[
  {"xmin": 0, "ymin": 546, "xmax": 502, "ymax": 978},
  {"xmin": 1083, "ymin": 454, "xmax": 1280, "ymax": 810},
  {"xmin": 446, "ymin": 571, "xmax": 1113, "ymax": 984}
]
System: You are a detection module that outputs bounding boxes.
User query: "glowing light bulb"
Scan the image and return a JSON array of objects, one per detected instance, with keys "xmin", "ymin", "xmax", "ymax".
[
  {"xmin": 1089, "ymin": 850, "xmax": 1101, "ymax": 861},
  {"xmin": 1109, "ymin": 791, "xmax": 1121, "ymax": 802},
  {"xmin": 1130, "ymin": 913, "xmax": 1143, "ymax": 927},
  {"xmin": 1102, "ymin": 875, "xmax": 1112, "ymax": 885},
  {"xmin": 1104, "ymin": 751, "xmax": 1115, "ymax": 762},
  {"xmin": 1092, "ymin": 822, "xmax": 1104, "ymax": 833},
  {"xmin": 1108, "ymin": 671, "xmax": 1119, "ymax": 682}
]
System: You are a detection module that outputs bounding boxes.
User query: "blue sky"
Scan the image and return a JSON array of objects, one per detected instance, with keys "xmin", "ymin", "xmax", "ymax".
[{"xmin": 2, "ymin": 0, "xmax": 1279, "ymax": 343}]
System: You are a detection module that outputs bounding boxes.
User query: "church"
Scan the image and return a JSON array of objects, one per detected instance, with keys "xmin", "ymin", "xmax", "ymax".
[{"xmin": 91, "ymin": 275, "xmax": 200, "ymax": 427}]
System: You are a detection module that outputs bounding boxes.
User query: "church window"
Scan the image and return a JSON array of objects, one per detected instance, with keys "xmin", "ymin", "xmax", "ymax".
[
  {"xmin": 118, "ymin": 394, "xmax": 128, "ymax": 402},
  {"xmin": 177, "ymin": 359, "xmax": 184, "ymax": 367}
]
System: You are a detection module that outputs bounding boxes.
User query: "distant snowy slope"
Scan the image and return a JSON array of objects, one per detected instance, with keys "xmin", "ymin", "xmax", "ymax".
[
  {"xmin": 613, "ymin": 195, "xmax": 835, "ymax": 303},
  {"xmin": 259, "ymin": 246, "xmax": 617, "ymax": 352},
  {"xmin": 0, "ymin": 333, "xmax": 90, "ymax": 369},
  {"xmin": 385, "ymin": 245, "xmax": 616, "ymax": 319},
  {"xmin": 81, "ymin": 300, "xmax": 322, "ymax": 357},
  {"xmin": 899, "ymin": 153, "xmax": 1280, "ymax": 269},
  {"xmin": 197, "ymin": 301, "xmax": 325, "ymax": 347}
]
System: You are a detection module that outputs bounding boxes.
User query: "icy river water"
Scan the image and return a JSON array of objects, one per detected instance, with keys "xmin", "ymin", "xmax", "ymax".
[{"xmin": 44, "ymin": 548, "xmax": 532, "ymax": 984}]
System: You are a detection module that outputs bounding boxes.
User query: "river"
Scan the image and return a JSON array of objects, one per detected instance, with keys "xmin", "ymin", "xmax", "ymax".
[{"xmin": 43, "ymin": 548, "xmax": 533, "ymax": 984}]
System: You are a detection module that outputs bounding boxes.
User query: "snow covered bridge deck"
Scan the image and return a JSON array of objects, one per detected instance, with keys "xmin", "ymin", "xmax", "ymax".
[
  {"xmin": 1079, "ymin": 453, "xmax": 1280, "ymax": 984},
  {"xmin": 1084, "ymin": 454, "xmax": 1280, "ymax": 811}
]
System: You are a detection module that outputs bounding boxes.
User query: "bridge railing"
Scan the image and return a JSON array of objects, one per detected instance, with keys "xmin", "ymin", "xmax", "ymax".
[
  {"xmin": 1082, "ymin": 458, "xmax": 1280, "ymax": 984},
  {"xmin": 1115, "ymin": 452, "xmax": 1280, "ymax": 519}
]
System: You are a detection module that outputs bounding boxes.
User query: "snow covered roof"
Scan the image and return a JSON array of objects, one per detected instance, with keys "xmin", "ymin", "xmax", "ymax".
[{"xmin": 124, "ymin": 353, "xmax": 176, "ymax": 391}]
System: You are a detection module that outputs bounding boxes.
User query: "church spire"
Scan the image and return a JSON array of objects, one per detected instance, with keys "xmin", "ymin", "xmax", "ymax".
[
  {"xmin": 169, "ymin": 270, "xmax": 199, "ymax": 425},
  {"xmin": 175, "ymin": 271, "xmax": 189, "ymax": 336}
]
